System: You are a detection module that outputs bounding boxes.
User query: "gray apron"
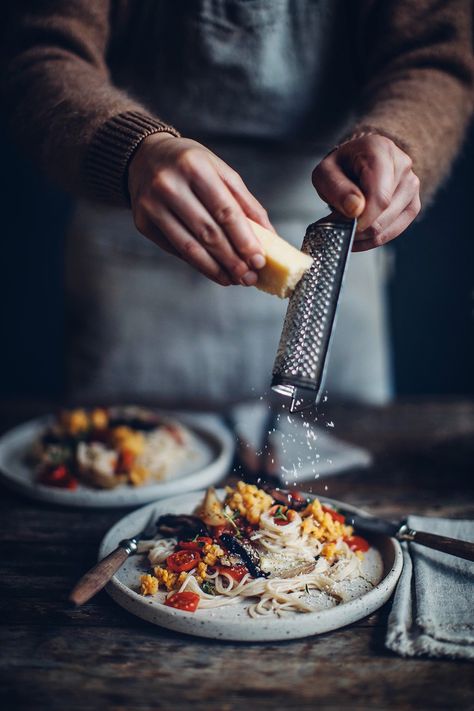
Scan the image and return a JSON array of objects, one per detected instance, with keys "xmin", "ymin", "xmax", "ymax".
[{"xmin": 65, "ymin": 1, "xmax": 392, "ymax": 407}]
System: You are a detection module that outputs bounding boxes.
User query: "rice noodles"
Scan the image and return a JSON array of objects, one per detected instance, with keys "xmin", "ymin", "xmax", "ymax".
[{"xmin": 140, "ymin": 482, "xmax": 373, "ymax": 616}]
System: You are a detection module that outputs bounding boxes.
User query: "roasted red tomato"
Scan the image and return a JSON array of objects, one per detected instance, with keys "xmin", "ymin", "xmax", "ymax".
[
  {"xmin": 218, "ymin": 565, "xmax": 249, "ymax": 582},
  {"xmin": 178, "ymin": 536, "xmax": 212, "ymax": 551},
  {"xmin": 166, "ymin": 550, "xmax": 201, "ymax": 573},
  {"xmin": 164, "ymin": 591, "xmax": 200, "ymax": 612},
  {"xmin": 116, "ymin": 448, "xmax": 135, "ymax": 473},
  {"xmin": 322, "ymin": 505, "xmax": 345, "ymax": 524},
  {"xmin": 269, "ymin": 504, "xmax": 292, "ymax": 526},
  {"xmin": 344, "ymin": 535, "xmax": 370, "ymax": 553},
  {"xmin": 39, "ymin": 465, "xmax": 78, "ymax": 490}
]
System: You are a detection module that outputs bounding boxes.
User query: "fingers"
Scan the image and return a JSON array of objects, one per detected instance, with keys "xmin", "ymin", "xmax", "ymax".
[
  {"xmin": 216, "ymin": 160, "xmax": 275, "ymax": 233},
  {"xmin": 187, "ymin": 157, "xmax": 266, "ymax": 270},
  {"xmin": 129, "ymin": 136, "xmax": 271, "ymax": 287},
  {"xmin": 313, "ymin": 135, "xmax": 421, "ymax": 251},
  {"xmin": 352, "ymin": 195, "xmax": 421, "ymax": 252},
  {"xmin": 351, "ymin": 148, "xmax": 398, "ymax": 232},
  {"xmin": 135, "ymin": 210, "xmax": 232, "ymax": 286},
  {"xmin": 312, "ymin": 155, "xmax": 366, "ymax": 218},
  {"xmin": 142, "ymin": 173, "xmax": 255, "ymax": 285},
  {"xmin": 355, "ymin": 173, "xmax": 421, "ymax": 245}
]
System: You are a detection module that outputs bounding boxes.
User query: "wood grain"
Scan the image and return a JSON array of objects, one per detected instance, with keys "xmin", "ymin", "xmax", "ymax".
[
  {"xmin": 0, "ymin": 399, "xmax": 473, "ymax": 711},
  {"xmin": 69, "ymin": 546, "xmax": 130, "ymax": 606}
]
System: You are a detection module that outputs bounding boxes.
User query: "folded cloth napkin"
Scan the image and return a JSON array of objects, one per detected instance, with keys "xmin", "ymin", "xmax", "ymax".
[
  {"xmin": 231, "ymin": 401, "xmax": 371, "ymax": 483},
  {"xmin": 386, "ymin": 516, "xmax": 474, "ymax": 660}
]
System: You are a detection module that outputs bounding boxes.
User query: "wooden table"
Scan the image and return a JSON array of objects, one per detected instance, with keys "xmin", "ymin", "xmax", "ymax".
[{"xmin": 1, "ymin": 400, "xmax": 473, "ymax": 711}]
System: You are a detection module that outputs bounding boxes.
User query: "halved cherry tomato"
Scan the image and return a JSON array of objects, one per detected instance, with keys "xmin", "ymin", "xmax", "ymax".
[
  {"xmin": 344, "ymin": 535, "xmax": 370, "ymax": 553},
  {"xmin": 164, "ymin": 591, "xmax": 200, "ymax": 612},
  {"xmin": 39, "ymin": 465, "xmax": 78, "ymax": 490},
  {"xmin": 178, "ymin": 536, "xmax": 212, "ymax": 551},
  {"xmin": 218, "ymin": 565, "xmax": 249, "ymax": 582},
  {"xmin": 116, "ymin": 448, "xmax": 135, "ymax": 473},
  {"xmin": 166, "ymin": 550, "xmax": 201, "ymax": 573},
  {"xmin": 269, "ymin": 504, "xmax": 291, "ymax": 526},
  {"xmin": 322, "ymin": 505, "xmax": 345, "ymax": 524}
]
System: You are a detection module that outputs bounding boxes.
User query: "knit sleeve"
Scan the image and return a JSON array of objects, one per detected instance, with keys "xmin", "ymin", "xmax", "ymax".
[
  {"xmin": 1, "ymin": 2, "xmax": 180, "ymax": 206},
  {"xmin": 344, "ymin": 0, "xmax": 474, "ymax": 203}
]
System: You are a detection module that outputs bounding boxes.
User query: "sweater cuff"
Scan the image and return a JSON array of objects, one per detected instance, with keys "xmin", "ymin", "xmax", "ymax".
[
  {"xmin": 85, "ymin": 111, "xmax": 180, "ymax": 206},
  {"xmin": 340, "ymin": 125, "xmax": 414, "ymax": 164}
]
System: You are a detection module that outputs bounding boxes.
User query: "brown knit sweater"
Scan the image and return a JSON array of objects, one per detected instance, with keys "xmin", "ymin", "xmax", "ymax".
[{"xmin": 2, "ymin": 1, "xmax": 473, "ymax": 207}]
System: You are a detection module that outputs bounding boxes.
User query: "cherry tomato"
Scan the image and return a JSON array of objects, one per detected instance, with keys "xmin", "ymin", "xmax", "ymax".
[
  {"xmin": 166, "ymin": 550, "xmax": 201, "ymax": 573},
  {"xmin": 322, "ymin": 505, "xmax": 345, "ymax": 524},
  {"xmin": 269, "ymin": 504, "xmax": 291, "ymax": 526},
  {"xmin": 218, "ymin": 565, "xmax": 249, "ymax": 582},
  {"xmin": 116, "ymin": 448, "xmax": 135, "ymax": 473},
  {"xmin": 344, "ymin": 535, "xmax": 370, "ymax": 553},
  {"xmin": 164, "ymin": 591, "xmax": 200, "ymax": 612},
  {"xmin": 178, "ymin": 537, "xmax": 212, "ymax": 551},
  {"xmin": 39, "ymin": 465, "xmax": 78, "ymax": 490},
  {"xmin": 233, "ymin": 517, "xmax": 258, "ymax": 538}
]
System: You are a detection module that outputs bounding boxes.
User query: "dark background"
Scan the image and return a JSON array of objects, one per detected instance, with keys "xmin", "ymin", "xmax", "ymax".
[{"xmin": 1, "ymin": 122, "xmax": 473, "ymax": 401}]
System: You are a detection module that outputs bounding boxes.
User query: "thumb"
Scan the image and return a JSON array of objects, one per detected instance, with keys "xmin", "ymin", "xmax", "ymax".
[{"xmin": 313, "ymin": 160, "xmax": 366, "ymax": 218}]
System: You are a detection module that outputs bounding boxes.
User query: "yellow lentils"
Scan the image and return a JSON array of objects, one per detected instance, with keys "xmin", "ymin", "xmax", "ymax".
[
  {"xmin": 153, "ymin": 567, "xmax": 188, "ymax": 591},
  {"xmin": 140, "ymin": 573, "xmax": 158, "ymax": 596},
  {"xmin": 111, "ymin": 426, "xmax": 145, "ymax": 456},
  {"xmin": 202, "ymin": 543, "xmax": 224, "ymax": 566},
  {"xmin": 129, "ymin": 465, "xmax": 150, "ymax": 486},
  {"xmin": 226, "ymin": 481, "xmax": 273, "ymax": 524},
  {"xmin": 59, "ymin": 408, "xmax": 89, "ymax": 435},
  {"xmin": 195, "ymin": 562, "xmax": 208, "ymax": 583},
  {"xmin": 301, "ymin": 499, "xmax": 353, "ymax": 543}
]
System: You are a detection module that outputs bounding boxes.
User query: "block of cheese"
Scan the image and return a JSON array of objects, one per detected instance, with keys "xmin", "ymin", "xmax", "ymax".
[{"xmin": 248, "ymin": 218, "xmax": 313, "ymax": 298}]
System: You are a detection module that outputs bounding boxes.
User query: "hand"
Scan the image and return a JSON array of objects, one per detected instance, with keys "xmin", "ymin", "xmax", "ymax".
[
  {"xmin": 312, "ymin": 134, "xmax": 421, "ymax": 252},
  {"xmin": 128, "ymin": 133, "xmax": 272, "ymax": 286}
]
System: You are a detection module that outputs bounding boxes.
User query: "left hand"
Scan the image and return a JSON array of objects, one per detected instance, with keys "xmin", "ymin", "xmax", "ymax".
[{"xmin": 312, "ymin": 134, "xmax": 421, "ymax": 252}]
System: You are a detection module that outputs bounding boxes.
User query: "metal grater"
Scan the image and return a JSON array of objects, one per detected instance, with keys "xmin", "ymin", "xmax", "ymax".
[{"xmin": 271, "ymin": 214, "xmax": 357, "ymax": 412}]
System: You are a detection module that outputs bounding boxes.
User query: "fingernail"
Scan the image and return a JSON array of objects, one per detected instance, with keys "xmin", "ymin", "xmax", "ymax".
[
  {"xmin": 343, "ymin": 194, "xmax": 362, "ymax": 217},
  {"xmin": 249, "ymin": 253, "xmax": 266, "ymax": 270},
  {"xmin": 241, "ymin": 271, "xmax": 258, "ymax": 286}
]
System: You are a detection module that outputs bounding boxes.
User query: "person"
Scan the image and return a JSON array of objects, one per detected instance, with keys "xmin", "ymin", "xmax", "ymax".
[{"xmin": 2, "ymin": 2, "xmax": 472, "ymax": 408}]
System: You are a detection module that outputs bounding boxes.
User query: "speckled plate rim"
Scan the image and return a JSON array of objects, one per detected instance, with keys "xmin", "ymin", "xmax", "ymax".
[
  {"xmin": 99, "ymin": 491, "xmax": 404, "ymax": 641},
  {"xmin": 0, "ymin": 414, "xmax": 234, "ymax": 508}
]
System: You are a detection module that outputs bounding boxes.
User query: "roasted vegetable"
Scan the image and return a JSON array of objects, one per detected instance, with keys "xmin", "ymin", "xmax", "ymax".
[
  {"xmin": 220, "ymin": 533, "xmax": 268, "ymax": 578},
  {"xmin": 263, "ymin": 486, "xmax": 308, "ymax": 511},
  {"xmin": 155, "ymin": 514, "xmax": 208, "ymax": 539},
  {"xmin": 196, "ymin": 487, "xmax": 227, "ymax": 526}
]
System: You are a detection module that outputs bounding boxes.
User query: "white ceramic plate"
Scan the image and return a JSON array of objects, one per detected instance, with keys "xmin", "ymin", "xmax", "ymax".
[
  {"xmin": 99, "ymin": 490, "xmax": 403, "ymax": 641},
  {"xmin": 0, "ymin": 415, "xmax": 233, "ymax": 508}
]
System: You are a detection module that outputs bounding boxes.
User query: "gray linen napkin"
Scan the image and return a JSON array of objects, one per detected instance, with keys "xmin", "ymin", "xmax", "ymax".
[
  {"xmin": 232, "ymin": 401, "xmax": 371, "ymax": 483},
  {"xmin": 386, "ymin": 516, "xmax": 474, "ymax": 660}
]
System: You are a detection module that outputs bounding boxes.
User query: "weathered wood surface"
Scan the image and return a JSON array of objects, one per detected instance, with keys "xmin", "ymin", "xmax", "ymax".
[{"xmin": 0, "ymin": 400, "xmax": 473, "ymax": 711}]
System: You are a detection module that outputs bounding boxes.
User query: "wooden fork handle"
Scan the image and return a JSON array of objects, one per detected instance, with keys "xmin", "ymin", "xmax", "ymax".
[
  {"xmin": 69, "ymin": 545, "xmax": 130, "ymax": 606},
  {"xmin": 399, "ymin": 528, "xmax": 474, "ymax": 562}
]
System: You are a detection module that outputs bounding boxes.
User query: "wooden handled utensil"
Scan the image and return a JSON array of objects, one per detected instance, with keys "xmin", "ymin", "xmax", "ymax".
[{"xmin": 69, "ymin": 509, "xmax": 157, "ymax": 605}]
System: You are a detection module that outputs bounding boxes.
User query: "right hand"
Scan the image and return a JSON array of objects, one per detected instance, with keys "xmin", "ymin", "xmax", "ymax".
[{"xmin": 128, "ymin": 133, "xmax": 273, "ymax": 286}]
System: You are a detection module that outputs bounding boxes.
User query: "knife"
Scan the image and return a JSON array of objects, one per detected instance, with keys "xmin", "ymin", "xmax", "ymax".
[
  {"xmin": 69, "ymin": 509, "xmax": 158, "ymax": 606},
  {"xmin": 339, "ymin": 509, "xmax": 474, "ymax": 562}
]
